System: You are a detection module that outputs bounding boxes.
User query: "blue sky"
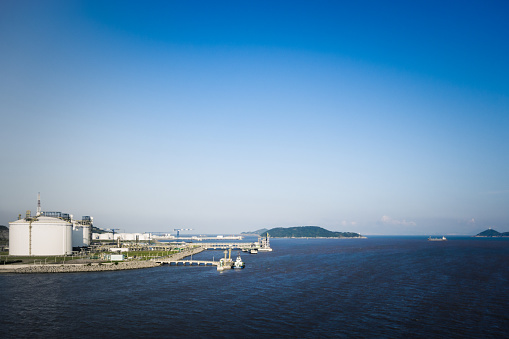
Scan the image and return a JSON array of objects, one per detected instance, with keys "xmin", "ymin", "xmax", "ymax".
[{"xmin": 1, "ymin": 0, "xmax": 508, "ymax": 235}]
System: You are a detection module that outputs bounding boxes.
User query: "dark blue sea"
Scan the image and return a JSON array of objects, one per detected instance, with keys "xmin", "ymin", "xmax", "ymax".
[{"xmin": 1, "ymin": 237, "xmax": 508, "ymax": 338}]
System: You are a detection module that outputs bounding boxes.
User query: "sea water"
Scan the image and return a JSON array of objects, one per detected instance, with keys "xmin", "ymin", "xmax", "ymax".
[{"xmin": 1, "ymin": 236, "xmax": 508, "ymax": 338}]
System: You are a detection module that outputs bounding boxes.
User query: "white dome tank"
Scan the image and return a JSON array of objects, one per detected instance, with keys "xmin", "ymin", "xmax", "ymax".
[{"xmin": 9, "ymin": 216, "xmax": 72, "ymax": 256}]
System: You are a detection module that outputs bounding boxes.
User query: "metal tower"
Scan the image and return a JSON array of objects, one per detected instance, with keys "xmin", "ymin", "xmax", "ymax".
[{"xmin": 36, "ymin": 192, "xmax": 41, "ymax": 216}]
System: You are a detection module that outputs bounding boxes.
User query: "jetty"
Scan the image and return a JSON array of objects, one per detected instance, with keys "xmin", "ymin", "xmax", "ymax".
[
  {"xmin": 153, "ymin": 246, "xmax": 218, "ymax": 267},
  {"xmin": 199, "ymin": 242, "xmax": 257, "ymax": 250},
  {"xmin": 197, "ymin": 234, "xmax": 272, "ymax": 252},
  {"xmin": 156, "ymin": 259, "xmax": 217, "ymax": 266}
]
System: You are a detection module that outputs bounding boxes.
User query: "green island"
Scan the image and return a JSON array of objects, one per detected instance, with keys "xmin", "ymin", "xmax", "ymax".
[
  {"xmin": 475, "ymin": 228, "xmax": 509, "ymax": 237},
  {"xmin": 258, "ymin": 226, "xmax": 365, "ymax": 238}
]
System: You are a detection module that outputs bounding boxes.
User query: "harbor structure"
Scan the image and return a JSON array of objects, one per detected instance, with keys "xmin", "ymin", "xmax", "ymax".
[
  {"xmin": 257, "ymin": 233, "xmax": 273, "ymax": 251},
  {"xmin": 217, "ymin": 248, "xmax": 234, "ymax": 271}
]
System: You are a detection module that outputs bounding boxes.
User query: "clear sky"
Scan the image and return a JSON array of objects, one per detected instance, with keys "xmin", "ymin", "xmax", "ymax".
[{"xmin": 1, "ymin": 0, "xmax": 508, "ymax": 235}]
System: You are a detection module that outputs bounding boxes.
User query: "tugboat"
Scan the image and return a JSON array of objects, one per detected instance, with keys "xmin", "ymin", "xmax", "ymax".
[{"xmin": 234, "ymin": 253, "xmax": 245, "ymax": 269}]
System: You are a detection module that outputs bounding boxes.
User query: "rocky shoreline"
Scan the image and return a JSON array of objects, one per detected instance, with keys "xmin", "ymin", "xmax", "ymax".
[{"xmin": 11, "ymin": 260, "xmax": 160, "ymax": 274}]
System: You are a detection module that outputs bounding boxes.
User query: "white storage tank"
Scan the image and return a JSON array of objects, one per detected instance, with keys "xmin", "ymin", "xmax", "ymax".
[
  {"xmin": 72, "ymin": 225, "xmax": 91, "ymax": 247},
  {"xmin": 72, "ymin": 226, "xmax": 85, "ymax": 247},
  {"xmin": 98, "ymin": 233, "xmax": 113, "ymax": 240},
  {"xmin": 9, "ymin": 216, "xmax": 73, "ymax": 256}
]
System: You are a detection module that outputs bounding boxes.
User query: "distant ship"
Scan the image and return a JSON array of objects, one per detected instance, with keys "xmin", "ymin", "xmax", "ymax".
[{"xmin": 428, "ymin": 236, "xmax": 447, "ymax": 241}]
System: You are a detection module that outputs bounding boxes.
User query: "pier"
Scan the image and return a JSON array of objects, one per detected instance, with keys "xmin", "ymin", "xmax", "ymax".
[
  {"xmin": 156, "ymin": 259, "xmax": 217, "ymax": 266},
  {"xmin": 152, "ymin": 246, "xmax": 218, "ymax": 267},
  {"xmin": 152, "ymin": 239, "xmax": 270, "ymax": 268},
  {"xmin": 154, "ymin": 236, "xmax": 244, "ymax": 241},
  {"xmin": 198, "ymin": 242, "xmax": 258, "ymax": 250}
]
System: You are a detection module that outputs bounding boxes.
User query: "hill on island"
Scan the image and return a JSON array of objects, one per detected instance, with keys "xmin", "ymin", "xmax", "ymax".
[
  {"xmin": 241, "ymin": 228, "xmax": 268, "ymax": 236},
  {"xmin": 0, "ymin": 225, "xmax": 8, "ymax": 243},
  {"xmin": 260, "ymin": 226, "xmax": 363, "ymax": 238},
  {"xmin": 475, "ymin": 229, "xmax": 509, "ymax": 237}
]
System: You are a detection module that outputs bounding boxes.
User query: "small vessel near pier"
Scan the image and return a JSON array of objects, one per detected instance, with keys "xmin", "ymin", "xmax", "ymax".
[{"xmin": 234, "ymin": 254, "xmax": 245, "ymax": 269}]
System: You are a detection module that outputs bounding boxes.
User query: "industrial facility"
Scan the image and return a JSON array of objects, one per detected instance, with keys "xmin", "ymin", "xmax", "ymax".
[
  {"xmin": 92, "ymin": 232, "xmax": 152, "ymax": 241},
  {"xmin": 8, "ymin": 194, "xmax": 93, "ymax": 256}
]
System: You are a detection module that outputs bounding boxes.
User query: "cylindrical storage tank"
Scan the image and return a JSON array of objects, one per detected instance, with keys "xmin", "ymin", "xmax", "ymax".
[
  {"xmin": 9, "ymin": 216, "xmax": 72, "ymax": 256},
  {"xmin": 72, "ymin": 225, "xmax": 85, "ymax": 247},
  {"xmin": 98, "ymin": 233, "xmax": 113, "ymax": 240},
  {"xmin": 71, "ymin": 225, "xmax": 91, "ymax": 247},
  {"xmin": 82, "ymin": 225, "xmax": 91, "ymax": 246},
  {"xmin": 8, "ymin": 220, "xmax": 30, "ymax": 256}
]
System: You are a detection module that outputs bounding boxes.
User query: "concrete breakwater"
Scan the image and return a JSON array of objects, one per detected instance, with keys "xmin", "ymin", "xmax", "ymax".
[
  {"xmin": 2, "ymin": 246, "xmax": 205, "ymax": 274},
  {"xmin": 13, "ymin": 260, "xmax": 160, "ymax": 274}
]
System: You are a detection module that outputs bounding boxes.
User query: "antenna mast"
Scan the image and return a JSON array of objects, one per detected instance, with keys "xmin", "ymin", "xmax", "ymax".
[{"xmin": 37, "ymin": 192, "xmax": 41, "ymax": 216}]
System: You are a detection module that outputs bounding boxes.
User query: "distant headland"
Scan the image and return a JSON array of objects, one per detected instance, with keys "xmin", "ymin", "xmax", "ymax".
[
  {"xmin": 241, "ymin": 228, "xmax": 268, "ymax": 236},
  {"xmin": 475, "ymin": 228, "xmax": 509, "ymax": 237},
  {"xmin": 244, "ymin": 226, "xmax": 365, "ymax": 238}
]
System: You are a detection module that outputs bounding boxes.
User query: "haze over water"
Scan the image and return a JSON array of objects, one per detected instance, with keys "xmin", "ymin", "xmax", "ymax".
[{"xmin": 1, "ymin": 237, "xmax": 508, "ymax": 338}]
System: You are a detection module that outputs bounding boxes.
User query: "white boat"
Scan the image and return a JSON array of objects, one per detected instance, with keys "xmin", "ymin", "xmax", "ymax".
[
  {"xmin": 428, "ymin": 236, "xmax": 447, "ymax": 241},
  {"xmin": 250, "ymin": 249, "xmax": 258, "ymax": 254},
  {"xmin": 233, "ymin": 254, "xmax": 245, "ymax": 269}
]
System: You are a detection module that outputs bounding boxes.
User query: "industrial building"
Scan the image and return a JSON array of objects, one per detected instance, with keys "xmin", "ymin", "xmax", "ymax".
[
  {"xmin": 8, "ymin": 194, "xmax": 93, "ymax": 256},
  {"xmin": 92, "ymin": 232, "xmax": 152, "ymax": 241}
]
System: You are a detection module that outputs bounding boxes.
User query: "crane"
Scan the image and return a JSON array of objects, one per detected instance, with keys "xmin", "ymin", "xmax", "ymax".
[
  {"xmin": 109, "ymin": 228, "xmax": 120, "ymax": 240},
  {"xmin": 174, "ymin": 228, "xmax": 193, "ymax": 238}
]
